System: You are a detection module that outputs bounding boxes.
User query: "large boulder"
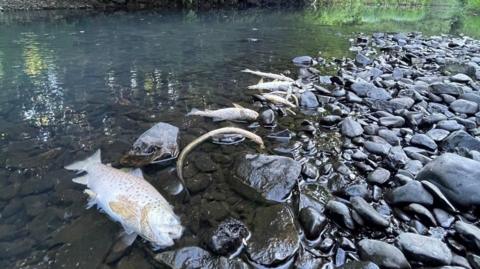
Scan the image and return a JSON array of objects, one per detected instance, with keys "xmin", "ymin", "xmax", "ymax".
[
  {"xmin": 416, "ymin": 153, "xmax": 480, "ymax": 207},
  {"xmin": 232, "ymin": 154, "xmax": 301, "ymax": 203},
  {"xmin": 396, "ymin": 233, "xmax": 452, "ymax": 265},
  {"xmin": 358, "ymin": 239, "xmax": 410, "ymax": 269}
]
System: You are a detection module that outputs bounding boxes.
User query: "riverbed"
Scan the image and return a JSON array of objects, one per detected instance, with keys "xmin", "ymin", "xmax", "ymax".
[{"xmin": 0, "ymin": 3, "xmax": 479, "ymax": 269}]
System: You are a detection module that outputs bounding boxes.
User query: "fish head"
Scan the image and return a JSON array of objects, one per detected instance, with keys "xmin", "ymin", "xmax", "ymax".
[{"xmin": 145, "ymin": 205, "xmax": 183, "ymax": 247}]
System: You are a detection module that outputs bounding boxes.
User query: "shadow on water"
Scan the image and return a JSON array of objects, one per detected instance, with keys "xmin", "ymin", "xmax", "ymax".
[{"xmin": 0, "ymin": 2, "xmax": 479, "ymax": 268}]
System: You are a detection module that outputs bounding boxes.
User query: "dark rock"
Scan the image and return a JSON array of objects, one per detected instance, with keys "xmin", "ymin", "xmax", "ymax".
[
  {"xmin": 247, "ymin": 204, "xmax": 299, "ymax": 266},
  {"xmin": 320, "ymin": 115, "xmax": 342, "ymax": 125},
  {"xmin": 232, "ymin": 154, "xmax": 301, "ymax": 203},
  {"xmin": 450, "ymin": 99, "xmax": 478, "ymax": 114},
  {"xmin": 405, "ymin": 203, "xmax": 437, "ymax": 226},
  {"xmin": 416, "ymin": 153, "xmax": 480, "ymax": 207},
  {"xmin": 356, "ymin": 53, "xmax": 372, "ymax": 66},
  {"xmin": 260, "ymin": 109, "xmax": 276, "ymax": 126},
  {"xmin": 467, "ymin": 253, "xmax": 480, "ymax": 269},
  {"xmin": 385, "ymin": 181, "xmax": 433, "ymax": 205},
  {"xmin": 387, "ymin": 146, "xmax": 409, "ymax": 167},
  {"xmin": 342, "ymin": 117, "xmax": 364, "ymax": 138},
  {"xmin": 437, "ymin": 120, "xmax": 464, "ymax": 131},
  {"xmin": 433, "ymin": 208, "xmax": 455, "ymax": 228},
  {"xmin": 350, "ymin": 196, "xmax": 389, "ymax": 228},
  {"xmin": 442, "ymin": 130, "xmax": 480, "ymax": 152},
  {"xmin": 341, "ymin": 261, "xmax": 380, "ymax": 269},
  {"xmin": 378, "ymin": 129, "xmax": 401, "ymax": 146},
  {"xmin": 208, "ymin": 218, "xmax": 249, "ymax": 256},
  {"xmin": 367, "ymin": 168, "xmax": 391, "ymax": 185},
  {"xmin": 155, "ymin": 246, "xmax": 248, "ymax": 269},
  {"xmin": 429, "ymin": 83, "xmax": 463, "ymax": 96},
  {"xmin": 410, "ymin": 134, "xmax": 437, "ymax": 151},
  {"xmin": 454, "ymin": 221, "xmax": 480, "ymax": 251},
  {"xmin": 358, "ymin": 239, "xmax": 410, "ymax": 269},
  {"xmin": 351, "ymin": 82, "xmax": 391, "ymax": 100},
  {"xmin": 326, "ymin": 200, "xmax": 355, "ymax": 229},
  {"xmin": 365, "ymin": 141, "xmax": 392, "ymax": 156},
  {"xmin": 379, "ymin": 116, "xmax": 405, "ymax": 128},
  {"xmin": 427, "ymin": 129, "xmax": 450, "ymax": 141},
  {"xmin": 396, "ymin": 233, "xmax": 452, "ymax": 265},
  {"xmin": 299, "ymin": 207, "xmax": 327, "ymax": 240}
]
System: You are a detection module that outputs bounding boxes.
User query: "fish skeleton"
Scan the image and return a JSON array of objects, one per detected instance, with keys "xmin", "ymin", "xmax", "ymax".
[
  {"xmin": 241, "ymin": 69, "xmax": 294, "ymax": 82},
  {"xmin": 247, "ymin": 81, "xmax": 294, "ymax": 91},
  {"xmin": 186, "ymin": 105, "xmax": 258, "ymax": 122},
  {"xmin": 65, "ymin": 150, "xmax": 183, "ymax": 248},
  {"xmin": 176, "ymin": 127, "xmax": 265, "ymax": 188},
  {"xmin": 262, "ymin": 93, "xmax": 297, "ymax": 108}
]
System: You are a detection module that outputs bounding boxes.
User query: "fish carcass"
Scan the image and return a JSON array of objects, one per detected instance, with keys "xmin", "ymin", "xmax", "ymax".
[
  {"xmin": 65, "ymin": 150, "xmax": 183, "ymax": 248},
  {"xmin": 247, "ymin": 81, "xmax": 294, "ymax": 91},
  {"xmin": 241, "ymin": 69, "xmax": 294, "ymax": 82},
  {"xmin": 186, "ymin": 105, "xmax": 258, "ymax": 122}
]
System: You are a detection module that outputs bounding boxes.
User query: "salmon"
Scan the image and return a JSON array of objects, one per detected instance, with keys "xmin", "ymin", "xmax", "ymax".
[{"xmin": 64, "ymin": 150, "xmax": 183, "ymax": 248}]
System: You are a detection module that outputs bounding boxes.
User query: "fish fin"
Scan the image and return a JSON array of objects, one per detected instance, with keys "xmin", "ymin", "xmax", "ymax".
[
  {"xmin": 65, "ymin": 150, "xmax": 101, "ymax": 171},
  {"xmin": 73, "ymin": 175, "xmax": 89, "ymax": 185},
  {"xmin": 186, "ymin": 108, "xmax": 201, "ymax": 116},
  {"xmin": 232, "ymin": 103, "xmax": 244, "ymax": 109},
  {"xmin": 84, "ymin": 189, "xmax": 97, "ymax": 209},
  {"xmin": 212, "ymin": 117, "xmax": 224, "ymax": 122},
  {"xmin": 241, "ymin": 68, "xmax": 252, "ymax": 73},
  {"xmin": 118, "ymin": 231, "xmax": 138, "ymax": 247},
  {"xmin": 259, "ymin": 78, "xmax": 264, "ymax": 84}
]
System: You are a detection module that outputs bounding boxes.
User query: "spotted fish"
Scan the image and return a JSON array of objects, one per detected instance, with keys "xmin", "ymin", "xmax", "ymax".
[{"xmin": 64, "ymin": 150, "xmax": 183, "ymax": 248}]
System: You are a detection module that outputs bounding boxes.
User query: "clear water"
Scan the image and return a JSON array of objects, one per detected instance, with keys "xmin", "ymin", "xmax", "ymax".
[{"xmin": 0, "ymin": 4, "xmax": 479, "ymax": 269}]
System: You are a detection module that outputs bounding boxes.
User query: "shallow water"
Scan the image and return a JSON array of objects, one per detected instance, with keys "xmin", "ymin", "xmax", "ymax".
[{"xmin": 0, "ymin": 3, "xmax": 479, "ymax": 269}]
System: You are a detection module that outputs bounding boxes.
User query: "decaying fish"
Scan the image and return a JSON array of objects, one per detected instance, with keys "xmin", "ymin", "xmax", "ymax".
[
  {"xmin": 65, "ymin": 150, "xmax": 183, "ymax": 248},
  {"xmin": 262, "ymin": 93, "xmax": 297, "ymax": 108},
  {"xmin": 211, "ymin": 133, "xmax": 246, "ymax": 145},
  {"xmin": 176, "ymin": 127, "xmax": 265, "ymax": 187},
  {"xmin": 186, "ymin": 104, "xmax": 258, "ymax": 122},
  {"xmin": 247, "ymin": 81, "xmax": 294, "ymax": 91},
  {"xmin": 241, "ymin": 69, "xmax": 294, "ymax": 82},
  {"xmin": 121, "ymin": 122, "xmax": 179, "ymax": 167}
]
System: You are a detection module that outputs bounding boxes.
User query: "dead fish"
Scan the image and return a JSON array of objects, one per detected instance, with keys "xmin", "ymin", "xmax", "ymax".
[
  {"xmin": 176, "ymin": 127, "xmax": 264, "ymax": 187},
  {"xmin": 121, "ymin": 122, "xmax": 179, "ymax": 167},
  {"xmin": 247, "ymin": 81, "xmax": 293, "ymax": 91},
  {"xmin": 262, "ymin": 93, "xmax": 297, "ymax": 108},
  {"xmin": 242, "ymin": 69, "xmax": 294, "ymax": 82},
  {"xmin": 186, "ymin": 104, "xmax": 258, "ymax": 122},
  {"xmin": 65, "ymin": 150, "xmax": 183, "ymax": 248}
]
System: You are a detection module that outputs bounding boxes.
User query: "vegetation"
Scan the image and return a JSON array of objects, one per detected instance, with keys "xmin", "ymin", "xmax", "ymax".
[{"xmin": 465, "ymin": 0, "xmax": 480, "ymax": 11}]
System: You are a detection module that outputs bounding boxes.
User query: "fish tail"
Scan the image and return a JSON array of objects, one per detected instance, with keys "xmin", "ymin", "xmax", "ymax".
[
  {"xmin": 65, "ymin": 149, "xmax": 101, "ymax": 172},
  {"xmin": 186, "ymin": 108, "xmax": 203, "ymax": 116}
]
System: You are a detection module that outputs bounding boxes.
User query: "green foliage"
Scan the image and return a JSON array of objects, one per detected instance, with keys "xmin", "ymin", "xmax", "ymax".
[{"xmin": 466, "ymin": 0, "xmax": 480, "ymax": 11}]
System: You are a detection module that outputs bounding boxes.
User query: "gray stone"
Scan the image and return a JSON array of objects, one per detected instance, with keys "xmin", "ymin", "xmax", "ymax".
[
  {"xmin": 379, "ymin": 116, "xmax": 405, "ymax": 127},
  {"xmin": 385, "ymin": 181, "xmax": 433, "ymax": 205},
  {"xmin": 342, "ymin": 117, "xmax": 364, "ymax": 138},
  {"xmin": 396, "ymin": 233, "xmax": 452, "ymax": 265},
  {"xmin": 410, "ymin": 134, "xmax": 437, "ymax": 151},
  {"xmin": 450, "ymin": 99, "xmax": 478, "ymax": 114},
  {"xmin": 367, "ymin": 168, "xmax": 391, "ymax": 185},
  {"xmin": 358, "ymin": 239, "xmax": 410, "ymax": 269},
  {"xmin": 350, "ymin": 196, "xmax": 389, "ymax": 228}
]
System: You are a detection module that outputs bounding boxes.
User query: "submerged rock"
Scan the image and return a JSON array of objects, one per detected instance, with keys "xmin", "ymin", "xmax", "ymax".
[
  {"xmin": 299, "ymin": 206, "xmax": 327, "ymax": 240},
  {"xmin": 247, "ymin": 204, "xmax": 299, "ymax": 266},
  {"xmin": 207, "ymin": 218, "xmax": 250, "ymax": 256},
  {"xmin": 396, "ymin": 233, "xmax": 452, "ymax": 265},
  {"xmin": 358, "ymin": 239, "xmax": 410, "ymax": 269},
  {"xmin": 232, "ymin": 154, "xmax": 301, "ymax": 203},
  {"xmin": 416, "ymin": 153, "xmax": 480, "ymax": 207}
]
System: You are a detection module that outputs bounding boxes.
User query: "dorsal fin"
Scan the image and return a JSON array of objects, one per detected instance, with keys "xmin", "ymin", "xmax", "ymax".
[{"xmin": 232, "ymin": 103, "xmax": 244, "ymax": 109}]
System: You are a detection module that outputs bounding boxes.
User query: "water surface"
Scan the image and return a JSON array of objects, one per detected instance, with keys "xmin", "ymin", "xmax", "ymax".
[{"xmin": 0, "ymin": 3, "xmax": 479, "ymax": 268}]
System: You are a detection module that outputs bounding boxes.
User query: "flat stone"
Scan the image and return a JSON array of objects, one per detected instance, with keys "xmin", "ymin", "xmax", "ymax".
[
  {"xmin": 367, "ymin": 168, "xmax": 391, "ymax": 185},
  {"xmin": 385, "ymin": 181, "xmax": 433, "ymax": 205},
  {"xmin": 454, "ymin": 221, "xmax": 480, "ymax": 251},
  {"xmin": 396, "ymin": 233, "xmax": 452, "ymax": 265},
  {"xmin": 350, "ymin": 196, "xmax": 389, "ymax": 228},
  {"xmin": 450, "ymin": 99, "xmax": 478, "ymax": 114},
  {"xmin": 442, "ymin": 130, "xmax": 480, "ymax": 152},
  {"xmin": 358, "ymin": 239, "xmax": 410, "ymax": 269},
  {"xmin": 410, "ymin": 134, "xmax": 437, "ymax": 151},
  {"xmin": 427, "ymin": 129, "xmax": 450, "ymax": 141},
  {"xmin": 379, "ymin": 116, "xmax": 405, "ymax": 127},
  {"xmin": 342, "ymin": 117, "xmax": 364, "ymax": 138}
]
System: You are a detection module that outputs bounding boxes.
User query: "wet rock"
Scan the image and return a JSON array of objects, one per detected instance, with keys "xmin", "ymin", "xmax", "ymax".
[
  {"xmin": 350, "ymin": 196, "xmax": 389, "ymax": 228},
  {"xmin": 0, "ymin": 238, "xmax": 35, "ymax": 259},
  {"xmin": 320, "ymin": 115, "xmax": 342, "ymax": 125},
  {"xmin": 454, "ymin": 221, "xmax": 480, "ymax": 251},
  {"xmin": 433, "ymin": 208, "xmax": 455, "ymax": 228},
  {"xmin": 19, "ymin": 177, "xmax": 54, "ymax": 196},
  {"xmin": 342, "ymin": 183, "xmax": 370, "ymax": 200},
  {"xmin": 450, "ymin": 99, "xmax": 478, "ymax": 114},
  {"xmin": 385, "ymin": 181, "xmax": 433, "ymax": 205},
  {"xmin": 365, "ymin": 141, "xmax": 392, "ymax": 156},
  {"xmin": 341, "ymin": 117, "xmax": 364, "ymax": 138},
  {"xmin": 341, "ymin": 261, "xmax": 380, "ymax": 269},
  {"xmin": 208, "ymin": 218, "xmax": 249, "ymax": 256},
  {"xmin": 416, "ymin": 153, "xmax": 480, "ymax": 207},
  {"xmin": 379, "ymin": 116, "xmax": 405, "ymax": 127},
  {"xmin": 300, "ymin": 91, "xmax": 319, "ymax": 108},
  {"xmin": 429, "ymin": 83, "xmax": 463, "ymax": 96},
  {"xmin": 405, "ymin": 203, "xmax": 437, "ymax": 226},
  {"xmin": 260, "ymin": 109, "xmax": 276, "ymax": 126},
  {"xmin": 386, "ymin": 146, "xmax": 409, "ymax": 167},
  {"xmin": 326, "ymin": 200, "xmax": 355, "ymax": 229},
  {"xmin": 451, "ymin": 73, "xmax": 473, "ymax": 83},
  {"xmin": 396, "ymin": 233, "xmax": 452, "ymax": 265},
  {"xmin": 293, "ymin": 56, "xmax": 317, "ymax": 67},
  {"xmin": 421, "ymin": 180, "xmax": 457, "ymax": 213},
  {"xmin": 299, "ymin": 206, "xmax": 327, "ymax": 240},
  {"xmin": 378, "ymin": 129, "xmax": 401, "ymax": 146},
  {"xmin": 410, "ymin": 134, "xmax": 437, "ymax": 151},
  {"xmin": 442, "ymin": 130, "xmax": 480, "ymax": 152},
  {"xmin": 247, "ymin": 204, "xmax": 299, "ymax": 266},
  {"xmin": 351, "ymin": 82, "xmax": 391, "ymax": 100},
  {"xmin": 467, "ymin": 254, "xmax": 480, "ymax": 269},
  {"xmin": 437, "ymin": 120, "xmax": 464, "ymax": 131},
  {"xmin": 116, "ymin": 248, "xmax": 153, "ymax": 269},
  {"xmin": 427, "ymin": 129, "xmax": 450, "ymax": 141},
  {"xmin": 232, "ymin": 154, "xmax": 301, "ymax": 203},
  {"xmin": 358, "ymin": 239, "xmax": 410, "ymax": 269},
  {"xmin": 155, "ymin": 246, "xmax": 249, "ymax": 269}
]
